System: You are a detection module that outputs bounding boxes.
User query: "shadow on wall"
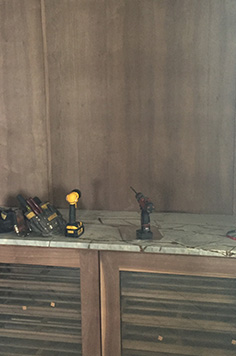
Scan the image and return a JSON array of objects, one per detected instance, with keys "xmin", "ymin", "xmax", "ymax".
[
  {"xmin": 158, "ymin": 183, "xmax": 175, "ymax": 213},
  {"xmin": 4, "ymin": 192, "xmax": 31, "ymax": 208},
  {"xmin": 92, "ymin": 179, "xmax": 104, "ymax": 210}
]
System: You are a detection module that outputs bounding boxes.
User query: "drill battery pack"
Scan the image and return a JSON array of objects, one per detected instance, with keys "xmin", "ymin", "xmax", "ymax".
[{"xmin": 65, "ymin": 222, "xmax": 84, "ymax": 237}]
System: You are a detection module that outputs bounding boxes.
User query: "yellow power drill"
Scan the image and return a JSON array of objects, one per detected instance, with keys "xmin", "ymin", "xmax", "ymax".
[{"xmin": 65, "ymin": 189, "xmax": 84, "ymax": 237}]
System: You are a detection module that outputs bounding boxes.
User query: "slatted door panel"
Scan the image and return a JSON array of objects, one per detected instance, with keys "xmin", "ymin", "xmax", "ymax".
[
  {"xmin": 120, "ymin": 271, "xmax": 236, "ymax": 356},
  {"xmin": 0, "ymin": 263, "xmax": 81, "ymax": 356}
]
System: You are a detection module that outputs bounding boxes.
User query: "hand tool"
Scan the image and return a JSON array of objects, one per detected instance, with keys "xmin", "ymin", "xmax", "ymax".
[
  {"xmin": 26, "ymin": 198, "xmax": 43, "ymax": 215},
  {"xmin": 130, "ymin": 186, "xmax": 154, "ymax": 240},
  {"xmin": 14, "ymin": 209, "xmax": 29, "ymax": 236},
  {"xmin": 65, "ymin": 189, "xmax": 84, "ymax": 238},
  {"xmin": 17, "ymin": 194, "xmax": 51, "ymax": 235},
  {"xmin": 33, "ymin": 197, "xmax": 66, "ymax": 232},
  {"xmin": 17, "ymin": 194, "xmax": 66, "ymax": 236}
]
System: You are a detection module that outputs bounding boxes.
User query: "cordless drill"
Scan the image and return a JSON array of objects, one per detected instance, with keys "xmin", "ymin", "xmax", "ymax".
[
  {"xmin": 65, "ymin": 189, "xmax": 84, "ymax": 237},
  {"xmin": 130, "ymin": 187, "xmax": 154, "ymax": 240}
]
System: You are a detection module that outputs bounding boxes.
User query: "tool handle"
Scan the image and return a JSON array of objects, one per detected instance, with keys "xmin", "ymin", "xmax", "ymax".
[
  {"xmin": 33, "ymin": 197, "xmax": 42, "ymax": 205},
  {"xmin": 69, "ymin": 205, "xmax": 76, "ymax": 224},
  {"xmin": 26, "ymin": 199, "xmax": 39, "ymax": 215},
  {"xmin": 17, "ymin": 194, "xmax": 29, "ymax": 211},
  {"xmin": 28, "ymin": 198, "xmax": 43, "ymax": 214},
  {"xmin": 141, "ymin": 210, "xmax": 150, "ymax": 226}
]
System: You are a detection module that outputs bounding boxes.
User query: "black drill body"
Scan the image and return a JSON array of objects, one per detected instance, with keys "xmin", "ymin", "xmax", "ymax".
[
  {"xmin": 69, "ymin": 204, "xmax": 76, "ymax": 225},
  {"xmin": 130, "ymin": 187, "xmax": 154, "ymax": 240},
  {"xmin": 65, "ymin": 189, "xmax": 84, "ymax": 238}
]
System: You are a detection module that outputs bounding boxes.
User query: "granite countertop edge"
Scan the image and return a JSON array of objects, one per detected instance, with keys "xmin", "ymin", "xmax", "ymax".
[{"xmin": 0, "ymin": 210, "xmax": 235, "ymax": 258}]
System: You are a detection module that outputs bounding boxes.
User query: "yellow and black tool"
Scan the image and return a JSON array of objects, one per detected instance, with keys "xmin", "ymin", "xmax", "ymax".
[{"xmin": 65, "ymin": 189, "xmax": 84, "ymax": 238}]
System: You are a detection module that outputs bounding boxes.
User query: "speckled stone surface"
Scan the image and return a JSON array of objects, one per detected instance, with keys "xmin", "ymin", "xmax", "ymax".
[{"xmin": 0, "ymin": 210, "xmax": 236, "ymax": 257}]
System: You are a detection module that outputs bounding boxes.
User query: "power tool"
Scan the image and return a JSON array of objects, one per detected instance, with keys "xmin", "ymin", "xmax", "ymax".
[
  {"xmin": 65, "ymin": 189, "xmax": 84, "ymax": 238},
  {"xmin": 130, "ymin": 186, "xmax": 154, "ymax": 240}
]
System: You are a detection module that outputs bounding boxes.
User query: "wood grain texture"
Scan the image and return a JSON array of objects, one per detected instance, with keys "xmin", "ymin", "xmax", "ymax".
[
  {"xmin": 100, "ymin": 250, "xmax": 121, "ymax": 356},
  {"xmin": 0, "ymin": 248, "xmax": 102, "ymax": 355},
  {"xmin": 1, "ymin": 0, "xmax": 236, "ymax": 213},
  {"xmin": 100, "ymin": 251, "xmax": 236, "ymax": 356},
  {"xmin": 0, "ymin": 0, "xmax": 49, "ymax": 206},
  {"xmin": 44, "ymin": 0, "xmax": 236, "ymax": 213},
  {"xmin": 0, "ymin": 246, "xmax": 80, "ymax": 268},
  {"xmin": 80, "ymin": 250, "xmax": 101, "ymax": 356},
  {"xmin": 0, "ymin": 263, "xmax": 82, "ymax": 355},
  {"xmin": 121, "ymin": 271, "xmax": 236, "ymax": 355}
]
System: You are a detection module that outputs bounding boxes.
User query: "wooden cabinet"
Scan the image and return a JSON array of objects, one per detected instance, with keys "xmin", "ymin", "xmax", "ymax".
[
  {"xmin": 0, "ymin": 246, "xmax": 101, "ymax": 356},
  {"xmin": 100, "ymin": 251, "xmax": 236, "ymax": 356},
  {"xmin": 1, "ymin": 245, "xmax": 236, "ymax": 356}
]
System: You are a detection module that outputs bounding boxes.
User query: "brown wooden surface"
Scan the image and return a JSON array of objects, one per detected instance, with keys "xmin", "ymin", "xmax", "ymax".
[
  {"xmin": 0, "ymin": 263, "xmax": 82, "ymax": 355},
  {"xmin": 0, "ymin": 0, "xmax": 236, "ymax": 214},
  {"xmin": 0, "ymin": 0, "xmax": 49, "ymax": 205},
  {"xmin": 80, "ymin": 250, "xmax": 101, "ymax": 356},
  {"xmin": 0, "ymin": 247, "xmax": 102, "ymax": 355},
  {"xmin": 103, "ymin": 251, "xmax": 236, "ymax": 278},
  {"xmin": 0, "ymin": 246, "xmax": 80, "ymax": 268},
  {"xmin": 44, "ymin": 0, "xmax": 236, "ymax": 213},
  {"xmin": 100, "ymin": 251, "xmax": 236, "ymax": 356},
  {"xmin": 100, "ymin": 250, "xmax": 121, "ymax": 356},
  {"xmin": 121, "ymin": 271, "xmax": 236, "ymax": 355}
]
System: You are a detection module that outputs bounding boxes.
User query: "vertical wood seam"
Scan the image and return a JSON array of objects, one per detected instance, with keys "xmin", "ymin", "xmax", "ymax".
[
  {"xmin": 232, "ymin": 43, "xmax": 236, "ymax": 215},
  {"xmin": 98, "ymin": 251, "xmax": 103, "ymax": 356},
  {"xmin": 40, "ymin": 0, "xmax": 53, "ymax": 202},
  {"xmin": 100, "ymin": 252, "xmax": 106, "ymax": 356},
  {"xmin": 233, "ymin": 61, "xmax": 236, "ymax": 215},
  {"xmin": 233, "ymin": 104, "xmax": 236, "ymax": 215}
]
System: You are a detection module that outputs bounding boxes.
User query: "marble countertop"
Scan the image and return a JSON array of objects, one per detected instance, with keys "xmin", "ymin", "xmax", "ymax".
[{"xmin": 0, "ymin": 210, "xmax": 236, "ymax": 258}]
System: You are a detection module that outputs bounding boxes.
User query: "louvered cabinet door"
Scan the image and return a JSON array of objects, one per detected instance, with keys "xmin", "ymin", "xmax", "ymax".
[
  {"xmin": 0, "ymin": 247, "xmax": 101, "ymax": 356},
  {"xmin": 100, "ymin": 252, "xmax": 236, "ymax": 356}
]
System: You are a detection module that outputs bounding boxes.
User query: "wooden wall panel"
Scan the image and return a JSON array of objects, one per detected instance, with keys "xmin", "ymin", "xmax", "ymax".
[
  {"xmin": 45, "ymin": 0, "xmax": 110, "ymax": 210},
  {"xmin": 45, "ymin": 0, "xmax": 236, "ymax": 213},
  {"xmin": 1, "ymin": 1, "xmax": 236, "ymax": 214},
  {"xmin": 0, "ymin": 0, "xmax": 48, "ymax": 206}
]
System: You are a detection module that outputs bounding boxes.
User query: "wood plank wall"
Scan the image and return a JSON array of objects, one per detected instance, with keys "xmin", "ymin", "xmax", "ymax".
[
  {"xmin": 0, "ymin": 0, "xmax": 49, "ymax": 205},
  {"xmin": 0, "ymin": 0, "xmax": 236, "ymax": 213}
]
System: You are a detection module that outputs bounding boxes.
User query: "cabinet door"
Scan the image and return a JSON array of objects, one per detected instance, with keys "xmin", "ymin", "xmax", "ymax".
[
  {"xmin": 100, "ymin": 251, "xmax": 236, "ymax": 356},
  {"xmin": 0, "ymin": 246, "xmax": 101, "ymax": 356}
]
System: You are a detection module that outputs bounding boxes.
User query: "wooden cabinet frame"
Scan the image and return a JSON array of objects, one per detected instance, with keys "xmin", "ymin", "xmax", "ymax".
[
  {"xmin": 0, "ymin": 246, "xmax": 101, "ymax": 356},
  {"xmin": 100, "ymin": 251, "xmax": 236, "ymax": 356},
  {"xmin": 1, "ymin": 247, "xmax": 236, "ymax": 356}
]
